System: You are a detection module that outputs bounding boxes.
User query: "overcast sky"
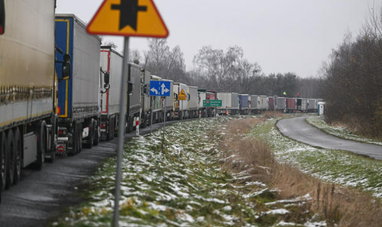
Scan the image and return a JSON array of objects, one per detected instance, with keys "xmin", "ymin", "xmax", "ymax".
[{"xmin": 56, "ymin": 0, "xmax": 381, "ymax": 78}]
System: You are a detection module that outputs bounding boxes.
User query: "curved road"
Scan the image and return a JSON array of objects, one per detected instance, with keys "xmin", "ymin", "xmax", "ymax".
[{"xmin": 277, "ymin": 116, "xmax": 382, "ymax": 160}]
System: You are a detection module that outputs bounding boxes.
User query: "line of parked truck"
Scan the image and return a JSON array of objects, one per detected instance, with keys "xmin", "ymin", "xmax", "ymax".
[{"xmin": 0, "ymin": 1, "xmax": 323, "ymax": 201}]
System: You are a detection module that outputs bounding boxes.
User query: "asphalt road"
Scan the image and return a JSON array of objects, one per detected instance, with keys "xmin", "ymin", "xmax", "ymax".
[
  {"xmin": 0, "ymin": 120, "xmax": 183, "ymax": 227},
  {"xmin": 277, "ymin": 116, "xmax": 382, "ymax": 160}
]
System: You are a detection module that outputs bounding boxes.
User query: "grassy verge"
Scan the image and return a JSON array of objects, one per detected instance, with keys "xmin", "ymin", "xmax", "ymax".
[
  {"xmin": 248, "ymin": 118, "xmax": 382, "ymax": 226},
  {"xmin": 306, "ymin": 116, "xmax": 382, "ymax": 145}
]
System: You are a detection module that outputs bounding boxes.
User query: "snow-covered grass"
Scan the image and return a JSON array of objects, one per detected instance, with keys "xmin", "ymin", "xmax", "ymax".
[
  {"xmin": 250, "ymin": 119, "xmax": 382, "ymax": 199},
  {"xmin": 52, "ymin": 117, "xmax": 284, "ymax": 226},
  {"xmin": 306, "ymin": 116, "xmax": 382, "ymax": 146}
]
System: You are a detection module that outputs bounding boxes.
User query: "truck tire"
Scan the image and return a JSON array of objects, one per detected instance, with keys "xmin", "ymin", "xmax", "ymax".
[
  {"xmin": 6, "ymin": 129, "xmax": 15, "ymax": 188},
  {"xmin": 36, "ymin": 121, "xmax": 46, "ymax": 170},
  {"xmin": 0, "ymin": 131, "xmax": 7, "ymax": 191},
  {"xmin": 13, "ymin": 128, "xmax": 21, "ymax": 185},
  {"xmin": 86, "ymin": 120, "xmax": 94, "ymax": 149},
  {"xmin": 106, "ymin": 117, "xmax": 114, "ymax": 141},
  {"xmin": 141, "ymin": 114, "xmax": 146, "ymax": 129},
  {"xmin": 93, "ymin": 120, "xmax": 99, "ymax": 146}
]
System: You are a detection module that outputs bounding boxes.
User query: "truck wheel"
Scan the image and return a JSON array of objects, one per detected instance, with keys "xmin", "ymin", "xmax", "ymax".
[
  {"xmin": 13, "ymin": 128, "xmax": 21, "ymax": 184},
  {"xmin": 93, "ymin": 121, "xmax": 99, "ymax": 146},
  {"xmin": 0, "ymin": 132, "xmax": 7, "ymax": 191},
  {"xmin": 6, "ymin": 129, "xmax": 15, "ymax": 188},
  {"xmin": 86, "ymin": 120, "xmax": 94, "ymax": 149},
  {"xmin": 36, "ymin": 121, "xmax": 46, "ymax": 171},
  {"xmin": 141, "ymin": 115, "xmax": 147, "ymax": 129}
]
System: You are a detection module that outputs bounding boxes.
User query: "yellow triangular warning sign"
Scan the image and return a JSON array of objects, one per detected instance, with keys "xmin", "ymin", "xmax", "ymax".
[
  {"xmin": 178, "ymin": 89, "xmax": 187, "ymax": 100},
  {"xmin": 87, "ymin": 0, "xmax": 169, "ymax": 38}
]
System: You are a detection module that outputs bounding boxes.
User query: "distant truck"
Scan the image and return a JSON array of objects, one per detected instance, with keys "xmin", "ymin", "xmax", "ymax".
[
  {"xmin": 126, "ymin": 63, "xmax": 141, "ymax": 132},
  {"xmin": 286, "ymin": 98, "xmax": 296, "ymax": 113},
  {"xmin": 198, "ymin": 89, "xmax": 208, "ymax": 117},
  {"xmin": 217, "ymin": 92, "xmax": 239, "ymax": 115},
  {"xmin": 206, "ymin": 90, "xmax": 217, "ymax": 117},
  {"xmin": 174, "ymin": 82, "xmax": 189, "ymax": 119},
  {"xmin": 188, "ymin": 86, "xmax": 199, "ymax": 118},
  {"xmin": 140, "ymin": 69, "xmax": 151, "ymax": 128},
  {"xmin": 99, "ymin": 46, "xmax": 123, "ymax": 140},
  {"xmin": 0, "ymin": 0, "xmax": 60, "ymax": 196},
  {"xmin": 239, "ymin": 94, "xmax": 250, "ymax": 115},
  {"xmin": 55, "ymin": 14, "xmax": 101, "ymax": 155}
]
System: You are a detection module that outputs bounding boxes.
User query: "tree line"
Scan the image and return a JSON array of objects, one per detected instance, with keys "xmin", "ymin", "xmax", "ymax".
[
  {"xmin": 117, "ymin": 39, "xmax": 321, "ymax": 98},
  {"xmin": 319, "ymin": 7, "xmax": 382, "ymax": 138}
]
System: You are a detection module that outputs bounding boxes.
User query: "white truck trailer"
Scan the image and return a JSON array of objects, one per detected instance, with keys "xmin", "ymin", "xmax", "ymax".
[
  {"xmin": 174, "ymin": 82, "xmax": 189, "ymax": 119},
  {"xmin": 217, "ymin": 92, "xmax": 239, "ymax": 115},
  {"xmin": 188, "ymin": 86, "xmax": 199, "ymax": 118},
  {"xmin": 0, "ymin": 0, "xmax": 62, "ymax": 195},
  {"xmin": 99, "ymin": 46, "xmax": 123, "ymax": 140}
]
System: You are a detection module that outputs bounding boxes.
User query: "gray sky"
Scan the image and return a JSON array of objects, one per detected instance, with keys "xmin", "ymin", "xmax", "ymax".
[{"xmin": 56, "ymin": 0, "xmax": 381, "ymax": 78}]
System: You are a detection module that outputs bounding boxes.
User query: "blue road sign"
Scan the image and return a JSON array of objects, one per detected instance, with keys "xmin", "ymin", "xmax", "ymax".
[{"xmin": 149, "ymin": 81, "xmax": 171, "ymax": 97}]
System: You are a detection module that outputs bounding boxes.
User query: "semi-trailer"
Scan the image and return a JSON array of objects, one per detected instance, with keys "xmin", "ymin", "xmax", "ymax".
[
  {"xmin": 99, "ymin": 46, "xmax": 123, "ymax": 140},
  {"xmin": 239, "ymin": 94, "xmax": 250, "ymax": 115},
  {"xmin": 250, "ymin": 95, "xmax": 260, "ymax": 114},
  {"xmin": 188, "ymin": 86, "xmax": 199, "ymax": 118},
  {"xmin": 217, "ymin": 92, "xmax": 239, "ymax": 115},
  {"xmin": 140, "ymin": 68, "xmax": 151, "ymax": 128},
  {"xmin": 174, "ymin": 82, "xmax": 189, "ymax": 119},
  {"xmin": 286, "ymin": 98, "xmax": 296, "ymax": 113},
  {"xmin": 126, "ymin": 63, "xmax": 141, "ymax": 133},
  {"xmin": 55, "ymin": 14, "xmax": 101, "ymax": 155},
  {"xmin": 277, "ymin": 97, "xmax": 286, "ymax": 112},
  {"xmin": 0, "ymin": 0, "xmax": 63, "ymax": 196}
]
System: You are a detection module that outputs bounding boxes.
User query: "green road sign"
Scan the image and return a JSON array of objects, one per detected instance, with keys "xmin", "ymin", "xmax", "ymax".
[{"xmin": 203, "ymin": 100, "xmax": 222, "ymax": 107}]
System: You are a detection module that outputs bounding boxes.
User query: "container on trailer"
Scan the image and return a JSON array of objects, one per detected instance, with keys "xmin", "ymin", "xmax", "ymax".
[
  {"xmin": 239, "ymin": 94, "xmax": 250, "ymax": 114},
  {"xmin": 308, "ymin": 99, "xmax": 316, "ymax": 112},
  {"xmin": 188, "ymin": 86, "xmax": 199, "ymax": 118},
  {"xmin": 250, "ymin": 95, "xmax": 260, "ymax": 113},
  {"xmin": 259, "ymin": 95, "xmax": 269, "ymax": 110},
  {"xmin": 268, "ymin": 97, "xmax": 274, "ymax": 110},
  {"xmin": 286, "ymin": 98, "xmax": 296, "ymax": 112},
  {"xmin": 99, "ymin": 46, "xmax": 123, "ymax": 140},
  {"xmin": 198, "ymin": 89, "xmax": 207, "ymax": 117},
  {"xmin": 55, "ymin": 14, "xmax": 101, "ymax": 154},
  {"xmin": 297, "ymin": 98, "xmax": 308, "ymax": 112},
  {"xmin": 277, "ymin": 97, "xmax": 286, "ymax": 110}
]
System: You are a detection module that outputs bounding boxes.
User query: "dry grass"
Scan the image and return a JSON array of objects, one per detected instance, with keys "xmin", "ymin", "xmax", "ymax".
[{"xmin": 214, "ymin": 117, "xmax": 382, "ymax": 226}]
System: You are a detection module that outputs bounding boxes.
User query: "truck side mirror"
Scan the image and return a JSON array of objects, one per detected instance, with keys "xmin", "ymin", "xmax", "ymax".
[
  {"xmin": 0, "ymin": 0, "xmax": 5, "ymax": 35},
  {"xmin": 128, "ymin": 82, "xmax": 133, "ymax": 94},
  {"xmin": 62, "ymin": 54, "xmax": 71, "ymax": 80},
  {"xmin": 104, "ymin": 72, "xmax": 110, "ymax": 84}
]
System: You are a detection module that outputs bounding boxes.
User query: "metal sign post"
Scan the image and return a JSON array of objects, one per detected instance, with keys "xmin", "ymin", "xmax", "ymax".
[
  {"xmin": 162, "ymin": 97, "xmax": 166, "ymax": 152},
  {"xmin": 150, "ymin": 97, "xmax": 154, "ymax": 134},
  {"xmin": 113, "ymin": 37, "xmax": 129, "ymax": 227},
  {"xmin": 87, "ymin": 1, "xmax": 169, "ymax": 226}
]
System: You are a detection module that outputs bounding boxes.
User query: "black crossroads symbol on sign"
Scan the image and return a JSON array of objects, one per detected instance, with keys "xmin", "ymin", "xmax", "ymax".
[{"xmin": 111, "ymin": 0, "xmax": 147, "ymax": 31}]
